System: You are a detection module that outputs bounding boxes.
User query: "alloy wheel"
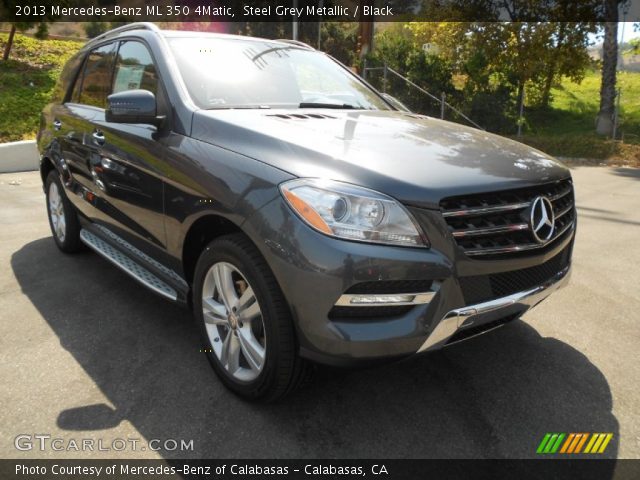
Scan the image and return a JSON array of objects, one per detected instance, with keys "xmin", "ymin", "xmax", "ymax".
[
  {"xmin": 48, "ymin": 182, "xmax": 66, "ymax": 242},
  {"xmin": 201, "ymin": 262, "xmax": 266, "ymax": 382}
]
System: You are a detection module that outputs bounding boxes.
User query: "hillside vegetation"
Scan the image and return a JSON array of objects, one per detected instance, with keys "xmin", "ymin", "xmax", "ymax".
[
  {"xmin": 0, "ymin": 33, "xmax": 83, "ymax": 142},
  {"xmin": 519, "ymin": 69, "xmax": 640, "ymax": 165}
]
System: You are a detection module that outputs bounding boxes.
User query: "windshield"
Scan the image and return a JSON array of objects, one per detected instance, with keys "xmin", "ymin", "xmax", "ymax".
[{"xmin": 168, "ymin": 37, "xmax": 391, "ymax": 111}]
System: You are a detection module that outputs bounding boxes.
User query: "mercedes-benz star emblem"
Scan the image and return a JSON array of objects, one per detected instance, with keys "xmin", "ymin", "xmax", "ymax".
[{"xmin": 529, "ymin": 196, "xmax": 555, "ymax": 243}]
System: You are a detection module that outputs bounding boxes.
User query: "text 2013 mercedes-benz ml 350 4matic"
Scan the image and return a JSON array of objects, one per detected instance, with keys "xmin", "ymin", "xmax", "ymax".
[{"xmin": 38, "ymin": 24, "xmax": 575, "ymax": 401}]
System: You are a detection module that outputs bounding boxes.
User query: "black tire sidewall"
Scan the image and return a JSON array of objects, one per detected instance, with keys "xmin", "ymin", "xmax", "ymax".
[
  {"xmin": 45, "ymin": 171, "xmax": 80, "ymax": 252},
  {"xmin": 193, "ymin": 236, "xmax": 290, "ymax": 400}
]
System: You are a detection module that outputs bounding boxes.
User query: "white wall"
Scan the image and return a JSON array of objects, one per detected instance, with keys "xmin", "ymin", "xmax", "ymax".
[{"xmin": 0, "ymin": 141, "xmax": 39, "ymax": 173}]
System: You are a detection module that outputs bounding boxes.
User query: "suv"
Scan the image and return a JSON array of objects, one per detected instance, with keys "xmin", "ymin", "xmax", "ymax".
[{"xmin": 38, "ymin": 23, "xmax": 575, "ymax": 401}]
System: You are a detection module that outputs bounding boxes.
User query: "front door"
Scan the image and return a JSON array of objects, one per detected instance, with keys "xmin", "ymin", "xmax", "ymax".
[{"xmin": 78, "ymin": 40, "xmax": 167, "ymax": 251}]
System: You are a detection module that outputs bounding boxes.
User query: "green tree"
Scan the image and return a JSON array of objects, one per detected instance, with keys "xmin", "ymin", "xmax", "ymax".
[
  {"xmin": 2, "ymin": 22, "xmax": 49, "ymax": 61},
  {"xmin": 83, "ymin": 22, "xmax": 110, "ymax": 39},
  {"xmin": 317, "ymin": 22, "xmax": 358, "ymax": 66},
  {"xmin": 365, "ymin": 24, "xmax": 457, "ymax": 117},
  {"xmin": 596, "ymin": 0, "xmax": 621, "ymax": 136},
  {"xmin": 1, "ymin": 0, "xmax": 62, "ymax": 61},
  {"xmin": 403, "ymin": 19, "xmax": 597, "ymax": 133}
]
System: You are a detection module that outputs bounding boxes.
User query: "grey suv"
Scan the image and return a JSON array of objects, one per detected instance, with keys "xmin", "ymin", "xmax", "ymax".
[{"xmin": 37, "ymin": 23, "xmax": 575, "ymax": 401}]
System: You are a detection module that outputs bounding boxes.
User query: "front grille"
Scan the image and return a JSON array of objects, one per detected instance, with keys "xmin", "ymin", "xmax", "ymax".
[
  {"xmin": 459, "ymin": 245, "xmax": 571, "ymax": 305},
  {"xmin": 345, "ymin": 279, "xmax": 433, "ymax": 295},
  {"xmin": 440, "ymin": 178, "xmax": 575, "ymax": 258},
  {"xmin": 328, "ymin": 305, "xmax": 415, "ymax": 320}
]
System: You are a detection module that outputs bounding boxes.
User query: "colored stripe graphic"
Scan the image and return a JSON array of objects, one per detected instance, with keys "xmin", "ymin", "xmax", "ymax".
[
  {"xmin": 560, "ymin": 434, "xmax": 575, "ymax": 453},
  {"xmin": 550, "ymin": 433, "xmax": 565, "ymax": 453},
  {"xmin": 538, "ymin": 433, "xmax": 613, "ymax": 454},
  {"xmin": 537, "ymin": 433, "xmax": 565, "ymax": 454},
  {"xmin": 537, "ymin": 434, "xmax": 552, "ymax": 454},
  {"xmin": 574, "ymin": 433, "xmax": 589, "ymax": 453},
  {"xmin": 597, "ymin": 434, "xmax": 613, "ymax": 453},
  {"xmin": 584, "ymin": 434, "xmax": 599, "ymax": 453},
  {"xmin": 568, "ymin": 433, "xmax": 582, "ymax": 453},
  {"xmin": 544, "ymin": 434, "xmax": 559, "ymax": 453}
]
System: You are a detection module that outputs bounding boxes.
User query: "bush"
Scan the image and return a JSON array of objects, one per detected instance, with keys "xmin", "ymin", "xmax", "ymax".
[
  {"xmin": 0, "ymin": 33, "xmax": 82, "ymax": 142},
  {"xmin": 83, "ymin": 22, "xmax": 109, "ymax": 39},
  {"xmin": 466, "ymin": 86, "xmax": 519, "ymax": 134}
]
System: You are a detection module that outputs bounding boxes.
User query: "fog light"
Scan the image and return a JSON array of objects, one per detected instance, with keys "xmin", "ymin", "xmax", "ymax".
[{"xmin": 349, "ymin": 295, "xmax": 415, "ymax": 305}]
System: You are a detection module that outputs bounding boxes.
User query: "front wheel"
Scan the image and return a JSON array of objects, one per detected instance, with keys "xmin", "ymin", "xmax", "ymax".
[{"xmin": 193, "ymin": 234, "xmax": 310, "ymax": 401}]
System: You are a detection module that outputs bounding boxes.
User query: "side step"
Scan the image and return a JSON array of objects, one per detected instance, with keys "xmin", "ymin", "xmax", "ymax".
[{"xmin": 80, "ymin": 229, "xmax": 178, "ymax": 301}]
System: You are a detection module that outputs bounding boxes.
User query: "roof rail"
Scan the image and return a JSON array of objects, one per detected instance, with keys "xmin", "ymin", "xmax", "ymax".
[
  {"xmin": 274, "ymin": 39, "xmax": 314, "ymax": 50},
  {"xmin": 92, "ymin": 22, "xmax": 160, "ymax": 43}
]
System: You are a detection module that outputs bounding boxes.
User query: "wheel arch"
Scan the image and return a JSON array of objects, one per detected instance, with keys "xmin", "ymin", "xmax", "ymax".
[
  {"xmin": 182, "ymin": 214, "xmax": 246, "ymax": 286},
  {"xmin": 40, "ymin": 156, "xmax": 56, "ymax": 186}
]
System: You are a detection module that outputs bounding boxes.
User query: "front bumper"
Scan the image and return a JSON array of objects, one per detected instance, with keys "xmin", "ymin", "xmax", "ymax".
[
  {"xmin": 243, "ymin": 196, "xmax": 574, "ymax": 367},
  {"xmin": 417, "ymin": 263, "xmax": 571, "ymax": 352}
]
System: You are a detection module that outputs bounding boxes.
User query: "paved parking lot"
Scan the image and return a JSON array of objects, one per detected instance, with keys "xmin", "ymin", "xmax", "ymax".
[{"xmin": 0, "ymin": 167, "xmax": 638, "ymax": 459}]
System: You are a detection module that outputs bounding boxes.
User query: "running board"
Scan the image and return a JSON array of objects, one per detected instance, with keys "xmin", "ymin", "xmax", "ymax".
[{"xmin": 80, "ymin": 229, "xmax": 178, "ymax": 301}]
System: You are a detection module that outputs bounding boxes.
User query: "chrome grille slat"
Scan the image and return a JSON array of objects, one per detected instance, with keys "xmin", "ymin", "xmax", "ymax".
[
  {"xmin": 463, "ymin": 222, "xmax": 574, "ymax": 256},
  {"xmin": 440, "ymin": 178, "xmax": 575, "ymax": 258},
  {"xmin": 554, "ymin": 204, "xmax": 573, "ymax": 220},
  {"xmin": 452, "ymin": 223, "xmax": 529, "ymax": 238},
  {"xmin": 549, "ymin": 186, "xmax": 572, "ymax": 202},
  {"xmin": 442, "ymin": 202, "xmax": 530, "ymax": 218}
]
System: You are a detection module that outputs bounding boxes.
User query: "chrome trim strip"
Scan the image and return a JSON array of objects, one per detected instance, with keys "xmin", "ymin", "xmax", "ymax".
[
  {"xmin": 442, "ymin": 201, "xmax": 531, "ymax": 218},
  {"xmin": 464, "ymin": 221, "xmax": 574, "ymax": 256},
  {"xmin": 442, "ymin": 184, "xmax": 572, "ymax": 219},
  {"xmin": 417, "ymin": 264, "xmax": 571, "ymax": 353},
  {"xmin": 549, "ymin": 186, "xmax": 572, "ymax": 202},
  {"xmin": 554, "ymin": 204, "xmax": 573, "ymax": 220},
  {"xmin": 452, "ymin": 222, "xmax": 529, "ymax": 238},
  {"xmin": 335, "ymin": 291, "xmax": 437, "ymax": 307}
]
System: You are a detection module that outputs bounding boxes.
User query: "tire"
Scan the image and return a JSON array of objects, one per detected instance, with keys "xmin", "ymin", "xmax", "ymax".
[
  {"xmin": 45, "ymin": 170, "xmax": 82, "ymax": 253},
  {"xmin": 193, "ymin": 234, "xmax": 310, "ymax": 401}
]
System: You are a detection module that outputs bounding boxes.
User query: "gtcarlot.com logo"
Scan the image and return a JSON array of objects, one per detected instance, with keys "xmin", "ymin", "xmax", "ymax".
[
  {"xmin": 14, "ymin": 434, "xmax": 194, "ymax": 452},
  {"xmin": 536, "ymin": 433, "xmax": 613, "ymax": 454}
]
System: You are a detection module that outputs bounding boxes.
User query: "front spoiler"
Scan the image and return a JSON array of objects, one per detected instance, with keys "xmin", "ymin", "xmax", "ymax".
[{"xmin": 417, "ymin": 264, "xmax": 572, "ymax": 353}]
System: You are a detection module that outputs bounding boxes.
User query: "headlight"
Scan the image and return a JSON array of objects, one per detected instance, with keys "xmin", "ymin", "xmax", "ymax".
[{"xmin": 280, "ymin": 179, "xmax": 428, "ymax": 247}]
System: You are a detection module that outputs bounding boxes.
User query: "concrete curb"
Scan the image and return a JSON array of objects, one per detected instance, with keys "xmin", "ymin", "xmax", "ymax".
[{"xmin": 0, "ymin": 140, "xmax": 39, "ymax": 173}]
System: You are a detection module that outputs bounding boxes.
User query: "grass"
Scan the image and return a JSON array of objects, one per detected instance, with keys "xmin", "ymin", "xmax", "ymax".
[
  {"xmin": 0, "ymin": 33, "xmax": 83, "ymax": 142},
  {"xmin": 518, "ymin": 69, "xmax": 640, "ymax": 166}
]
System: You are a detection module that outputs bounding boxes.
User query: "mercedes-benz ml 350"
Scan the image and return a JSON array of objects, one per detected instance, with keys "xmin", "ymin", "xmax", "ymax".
[{"xmin": 38, "ymin": 23, "xmax": 575, "ymax": 400}]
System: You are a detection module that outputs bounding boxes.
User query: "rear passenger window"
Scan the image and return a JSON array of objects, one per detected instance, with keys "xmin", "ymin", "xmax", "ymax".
[
  {"xmin": 113, "ymin": 41, "xmax": 158, "ymax": 95},
  {"xmin": 78, "ymin": 43, "xmax": 116, "ymax": 108}
]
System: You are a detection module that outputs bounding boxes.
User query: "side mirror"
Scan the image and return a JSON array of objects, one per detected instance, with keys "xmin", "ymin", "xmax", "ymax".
[{"xmin": 106, "ymin": 90, "xmax": 164, "ymax": 127}]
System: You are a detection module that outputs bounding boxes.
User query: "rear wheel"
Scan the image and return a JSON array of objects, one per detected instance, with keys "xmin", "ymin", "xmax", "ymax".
[
  {"xmin": 45, "ymin": 171, "xmax": 82, "ymax": 253},
  {"xmin": 193, "ymin": 234, "xmax": 309, "ymax": 401}
]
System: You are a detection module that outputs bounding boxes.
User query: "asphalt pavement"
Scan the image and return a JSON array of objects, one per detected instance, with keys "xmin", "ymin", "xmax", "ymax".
[{"xmin": 0, "ymin": 167, "xmax": 638, "ymax": 459}]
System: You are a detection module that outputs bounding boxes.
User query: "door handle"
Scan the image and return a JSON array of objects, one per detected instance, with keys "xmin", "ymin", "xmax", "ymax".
[
  {"xmin": 53, "ymin": 120, "xmax": 62, "ymax": 131},
  {"xmin": 92, "ymin": 130, "xmax": 105, "ymax": 145}
]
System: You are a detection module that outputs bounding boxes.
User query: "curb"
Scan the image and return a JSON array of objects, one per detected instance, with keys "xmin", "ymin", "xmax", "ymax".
[{"xmin": 0, "ymin": 140, "xmax": 39, "ymax": 173}]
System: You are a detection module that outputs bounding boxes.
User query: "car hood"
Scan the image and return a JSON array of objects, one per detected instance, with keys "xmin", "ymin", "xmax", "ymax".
[{"xmin": 191, "ymin": 109, "xmax": 570, "ymax": 209}]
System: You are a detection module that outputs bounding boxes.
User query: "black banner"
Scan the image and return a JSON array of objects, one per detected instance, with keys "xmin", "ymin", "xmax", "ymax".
[
  {"xmin": 2, "ymin": 459, "xmax": 640, "ymax": 480},
  {"xmin": 3, "ymin": 0, "xmax": 640, "ymax": 23}
]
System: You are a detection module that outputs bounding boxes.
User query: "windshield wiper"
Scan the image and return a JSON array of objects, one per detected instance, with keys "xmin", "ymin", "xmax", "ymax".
[
  {"xmin": 299, "ymin": 102, "xmax": 360, "ymax": 109},
  {"xmin": 206, "ymin": 105, "xmax": 271, "ymax": 110}
]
